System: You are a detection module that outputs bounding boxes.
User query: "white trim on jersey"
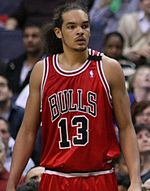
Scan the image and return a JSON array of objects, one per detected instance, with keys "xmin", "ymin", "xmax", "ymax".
[
  {"xmin": 53, "ymin": 54, "xmax": 91, "ymax": 77},
  {"xmin": 96, "ymin": 55, "xmax": 112, "ymax": 108},
  {"xmin": 40, "ymin": 57, "xmax": 49, "ymax": 112},
  {"xmin": 44, "ymin": 168, "xmax": 114, "ymax": 178},
  {"xmin": 99, "ymin": 55, "xmax": 112, "ymax": 100}
]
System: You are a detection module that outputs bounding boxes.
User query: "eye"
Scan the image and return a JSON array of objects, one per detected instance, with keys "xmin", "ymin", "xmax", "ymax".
[
  {"xmin": 67, "ymin": 24, "xmax": 76, "ymax": 30},
  {"xmin": 82, "ymin": 23, "xmax": 89, "ymax": 29}
]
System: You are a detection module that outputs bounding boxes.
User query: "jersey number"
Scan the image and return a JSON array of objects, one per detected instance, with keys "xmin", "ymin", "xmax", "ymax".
[{"xmin": 58, "ymin": 115, "xmax": 89, "ymax": 149}]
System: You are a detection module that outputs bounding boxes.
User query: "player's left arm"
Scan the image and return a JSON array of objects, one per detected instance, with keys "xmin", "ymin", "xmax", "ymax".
[{"xmin": 102, "ymin": 55, "xmax": 141, "ymax": 191}]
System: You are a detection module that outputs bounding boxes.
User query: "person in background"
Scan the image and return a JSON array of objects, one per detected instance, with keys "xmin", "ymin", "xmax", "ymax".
[
  {"xmin": 118, "ymin": 0, "xmax": 150, "ymax": 66},
  {"xmin": 128, "ymin": 66, "xmax": 150, "ymax": 105},
  {"xmin": 4, "ymin": 22, "xmax": 44, "ymax": 98},
  {"xmin": 0, "ymin": 117, "xmax": 35, "ymax": 176},
  {"xmin": 135, "ymin": 124, "xmax": 150, "ymax": 183},
  {"xmin": 0, "ymin": 136, "xmax": 9, "ymax": 191},
  {"xmin": 131, "ymin": 100, "xmax": 150, "ymax": 127},
  {"xmin": 89, "ymin": 0, "xmax": 140, "ymax": 50},
  {"xmin": 25, "ymin": 166, "xmax": 45, "ymax": 183},
  {"xmin": 0, "ymin": 73, "xmax": 24, "ymax": 139},
  {"xmin": 102, "ymin": 31, "xmax": 136, "ymax": 87},
  {"xmin": 6, "ymin": 2, "xmax": 141, "ymax": 191}
]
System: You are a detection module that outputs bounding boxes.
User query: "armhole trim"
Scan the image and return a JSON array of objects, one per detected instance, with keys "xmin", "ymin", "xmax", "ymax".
[
  {"xmin": 40, "ymin": 57, "xmax": 49, "ymax": 112},
  {"xmin": 97, "ymin": 55, "xmax": 112, "ymax": 108}
]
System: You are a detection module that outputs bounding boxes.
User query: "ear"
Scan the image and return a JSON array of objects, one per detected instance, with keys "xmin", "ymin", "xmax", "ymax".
[{"xmin": 54, "ymin": 27, "xmax": 62, "ymax": 39}]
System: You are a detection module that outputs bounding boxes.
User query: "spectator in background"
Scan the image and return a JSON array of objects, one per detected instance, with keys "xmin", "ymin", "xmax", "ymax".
[
  {"xmin": 128, "ymin": 66, "xmax": 150, "ymax": 105},
  {"xmin": 118, "ymin": 0, "xmax": 150, "ymax": 66},
  {"xmin": 90, "ymin": 0, "xmax": 140, "ymax": 32},
  {"xmin": 102, "ymin": 31, "xmax": 136, "ymax": 87},
  {"xmin": 135, "ymin": 124, "xmax": 150, "ymax": 183},
  {"xmin": 0, "ymin": 117, "xmax": 35, "ymax": 176},
  {"xmin": 25, "ymin": 166, "xmax": 45, "ymax": 183},
  {"xmin": 3, "ymin": 23, "xmax": 43, "ymax": 165},
  {"xmin": 89, "ymin": 0, "xmax": 140, "ymax": 50},
  {"xmin": 131, "ymin": 100, "xmax": 150, "ymax": 127},
  {"xmin": 4, "ymin": 22, "xmax": 44, "ymax": 98},
  {"xmin": 0, "ymin": 136, "xmax": 9, "ymax": 191},
  {"xmin": 0, "ymin": 73, "xmax": 24, "ymax": 139}
]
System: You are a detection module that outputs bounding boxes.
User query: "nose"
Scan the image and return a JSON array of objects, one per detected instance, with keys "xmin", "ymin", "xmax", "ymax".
[
  {"xmin": 142, "ymin": 135, "xmax": 149, "ymax": 142},
  {"xmin": 76, "ymin": 26, "xmax": 84, "ymax": 34}
]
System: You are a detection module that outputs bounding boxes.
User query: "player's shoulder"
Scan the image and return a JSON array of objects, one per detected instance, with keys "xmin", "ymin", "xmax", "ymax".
[
  {"xmin": 102, "ymin": 54, "xmax": 121, "ymax": 69},
  {"xmin": 30, "ymin": 59, "xmax": 44, "ymax": 82},
  {"xmin": 101, "ymin": 54, "xmax": 125, "ymax": 86}
]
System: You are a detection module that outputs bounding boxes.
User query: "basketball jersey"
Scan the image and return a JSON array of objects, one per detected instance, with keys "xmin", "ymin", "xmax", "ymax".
[{"xmin": 40, "ymin": 49, "xmax": 120, "ymax": 172}]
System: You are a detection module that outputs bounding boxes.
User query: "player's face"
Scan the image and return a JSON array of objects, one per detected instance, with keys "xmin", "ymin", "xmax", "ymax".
[{"xmin": 55, "ymin": 9, "xmax": 90, "ymax": 52}]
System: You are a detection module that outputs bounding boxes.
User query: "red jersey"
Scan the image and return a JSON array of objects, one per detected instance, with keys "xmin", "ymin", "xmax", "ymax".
[{"xmin": 40, "ymin": 49, "xmax": 120, "ymax": 172}]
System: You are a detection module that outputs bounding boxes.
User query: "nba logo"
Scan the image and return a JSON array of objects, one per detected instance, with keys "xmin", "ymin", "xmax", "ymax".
[{"xmin": 89, "ymin": 70, "xmax": 94, "ymax": 78}]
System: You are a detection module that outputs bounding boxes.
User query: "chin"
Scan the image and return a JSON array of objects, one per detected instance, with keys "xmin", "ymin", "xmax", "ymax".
[{"xmin": 74, "ymin": 47, "xmax": 87, "ymax": 52}]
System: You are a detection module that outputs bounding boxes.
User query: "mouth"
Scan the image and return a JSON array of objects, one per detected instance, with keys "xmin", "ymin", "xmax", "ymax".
[{"xmin": 75, "ymin": 38, "xmax": 86, "ymax": 46}]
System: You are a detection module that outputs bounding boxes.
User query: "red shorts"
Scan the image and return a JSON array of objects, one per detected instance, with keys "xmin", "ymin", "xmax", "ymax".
[{"xmin": 39, "ymin": 169, "xmax": 118, "ymax": 191}]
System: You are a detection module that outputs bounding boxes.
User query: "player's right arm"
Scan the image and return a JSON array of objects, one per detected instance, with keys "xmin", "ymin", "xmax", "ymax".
[{"xmin": 6, "ymin": 60, "xmax": 44, "ymax": 191}]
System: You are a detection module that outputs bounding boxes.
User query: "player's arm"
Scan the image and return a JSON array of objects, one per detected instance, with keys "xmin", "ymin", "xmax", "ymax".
[
  {"xmin": 6, "ymin": 61, "xmax": 44, "ymax": 191},
  {"xmin": 102, "ymin": 55, "xmax": 141, "ymax": 191}
]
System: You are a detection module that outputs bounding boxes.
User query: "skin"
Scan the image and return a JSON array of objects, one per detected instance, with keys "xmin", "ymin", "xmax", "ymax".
[
  {"xmin": 133, "ymin": 67, "xmax": 150, "ymax": 89},
  {"xmin": 22, "ymin": 26, "xmax": 44, "ymax": 68},
  {"xmin": 0, "ymin": 120, "xmax": 10, "ymax": 151},
  {"xmin": 23, "ymin": 26, "xmax": 43, "ymax": 55},
  {"xmin": 137, "ymin": 129, "xmax": 150, "ymax": 153},
  {"xmin": 103, "ymin": 35, "xmax": 123, "ymax": 59},
  {"xmin": 0, "ymin": 76, "xmax": 12, "ymax": 115},
  {"xmin": 25, "ymin": 166, "xmax": 45, "ymax": 183},
  {"xmin": 135, "ymin": 106, "xmax": 150, "ymax": 127},
  {"xmin": 6, "ymin": 9, "xmax": 141, "ymax": 191},
  {"xmin": 132, "ymin": 67, "xmax": 150, "ymax": 102},
  {"xmin": 0, "ymin": 139, "xmax": 6, "ymax": 174}
]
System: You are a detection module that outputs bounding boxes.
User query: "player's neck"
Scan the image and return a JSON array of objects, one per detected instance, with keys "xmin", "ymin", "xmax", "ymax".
[{"xmin": 58, "ymin": 49, "xmax": 88, "ymax": 71}]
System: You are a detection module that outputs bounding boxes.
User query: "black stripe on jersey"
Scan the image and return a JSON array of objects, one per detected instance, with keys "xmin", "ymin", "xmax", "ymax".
[
  {"xmin": 88, "ymin": 55, "xmax": 102, "ymax": 61},
  {"xmin": 45, "ymin": 166, "xmax": 113, "ymax": 174}
]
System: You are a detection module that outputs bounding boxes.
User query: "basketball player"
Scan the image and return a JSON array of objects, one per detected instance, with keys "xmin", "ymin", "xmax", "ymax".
[{"xmin": 6, "ymin": 2, "xmax": 141, "ymax": 191}]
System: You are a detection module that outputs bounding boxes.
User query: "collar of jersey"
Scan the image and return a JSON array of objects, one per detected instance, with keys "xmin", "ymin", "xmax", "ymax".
[{"xmin": 53, "ymin": 54, "xmax": 91, "ymax": 76}]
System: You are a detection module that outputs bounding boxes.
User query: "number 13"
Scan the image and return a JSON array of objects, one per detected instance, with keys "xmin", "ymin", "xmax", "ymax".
[{"xmin": 58, "ymin": 115, "xmax": 89, "ymax": 149}]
